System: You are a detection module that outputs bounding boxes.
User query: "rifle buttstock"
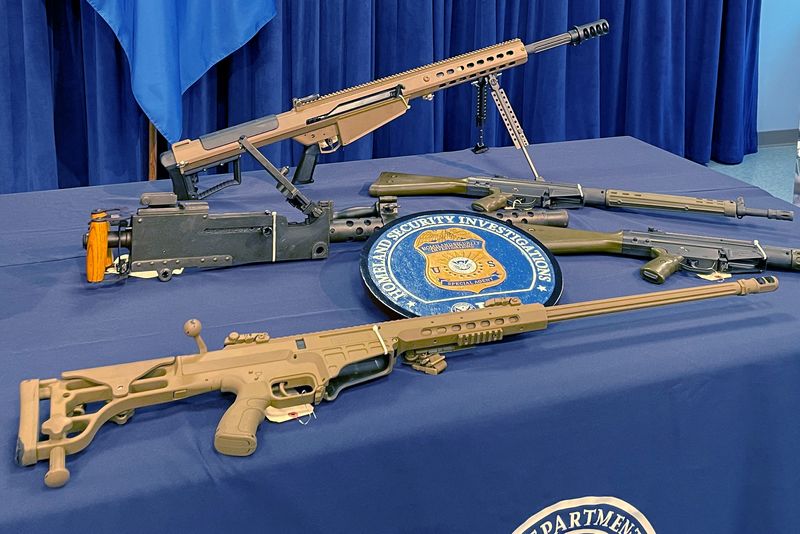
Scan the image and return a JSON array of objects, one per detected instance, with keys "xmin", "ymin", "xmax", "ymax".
[
  {"xmin": 369, "ymin": 172, "xmax": 470, "ymax": 197},
  {"xmin": 515, "ymin": 224, "xmax": 624, "ymax": 254}
]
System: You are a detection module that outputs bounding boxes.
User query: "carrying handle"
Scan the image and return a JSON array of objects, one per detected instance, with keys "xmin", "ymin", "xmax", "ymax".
[
  {"xmin": 641, "ymin": 248, "xmax": 684, "ymax": 284},
  {"xmin": 214, "ymin": 378, "xmax": 270, "ymax": 457}
]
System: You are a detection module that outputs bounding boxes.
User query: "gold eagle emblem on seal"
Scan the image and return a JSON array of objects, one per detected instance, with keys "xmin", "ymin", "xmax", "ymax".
[{"xmin": 414, "ymin": 228, "xmax": 506, "ymax": 294}]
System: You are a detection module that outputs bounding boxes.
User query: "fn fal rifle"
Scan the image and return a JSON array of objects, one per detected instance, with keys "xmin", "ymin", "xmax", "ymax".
[
  {"xmin": 17, "ymin": 277, "xmax": 778, "ymax": 487},
  {"xmin": 368, "ymin": 171, "xmax": 795, "ymax": 222},
  {"xmin": 514, "ymin": 224, "xmax": 800, "ymax": 283},
  {"xmin": 161, "ymin": 20, "xmax": 610, "ymax": 200}
]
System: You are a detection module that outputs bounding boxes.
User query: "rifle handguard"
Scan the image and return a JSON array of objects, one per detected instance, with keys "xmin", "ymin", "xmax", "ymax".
[{"xmin": 641, "ymin": 250, "xmax": 684, "ymax": 284}]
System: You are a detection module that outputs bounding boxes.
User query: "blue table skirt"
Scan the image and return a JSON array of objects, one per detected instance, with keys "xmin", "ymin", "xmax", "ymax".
[{"xmin": 1, "ymin": 137, "xmax": 797, "ymax": 532}]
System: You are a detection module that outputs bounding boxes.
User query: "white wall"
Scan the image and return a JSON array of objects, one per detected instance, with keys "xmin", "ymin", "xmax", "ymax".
[{"xmin": 757, "ymin": 0, "xmax": 800, "ymax": 131}]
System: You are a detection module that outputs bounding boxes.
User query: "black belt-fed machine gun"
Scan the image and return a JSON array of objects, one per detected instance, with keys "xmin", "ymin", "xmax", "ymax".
[{"xmin": 84, "ymin": 190, "xmax": 399, "ymax": 283}]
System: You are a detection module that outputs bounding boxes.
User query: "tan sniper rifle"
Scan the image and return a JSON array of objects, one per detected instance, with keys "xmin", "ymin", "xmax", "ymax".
[
  {"xmin": 161, "ymin": 20, "xmax": 609, "ymax": 200},
  {"xmin": 17, "ymin": 277, "xmax": 777, "ymax": 488}
]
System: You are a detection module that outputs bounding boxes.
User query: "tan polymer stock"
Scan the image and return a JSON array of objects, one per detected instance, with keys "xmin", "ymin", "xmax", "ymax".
[{"xmin": 18, "ymin": 277, "xmax": 778, "ymax": 488}]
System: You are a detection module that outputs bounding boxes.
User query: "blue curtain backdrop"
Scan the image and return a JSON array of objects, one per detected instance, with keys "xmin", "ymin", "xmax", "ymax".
[{"xmin": 0, "ymin": 0, "xmax": 761, "ymax": 194}]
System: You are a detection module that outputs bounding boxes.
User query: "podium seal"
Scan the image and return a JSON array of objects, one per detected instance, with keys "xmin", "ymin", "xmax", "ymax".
[{"xmin": 360, "ymin": 211, "xmax": 562, "ymax": 316}]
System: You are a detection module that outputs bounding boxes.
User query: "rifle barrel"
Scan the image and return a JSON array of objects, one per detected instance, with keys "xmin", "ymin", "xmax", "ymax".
[
  {"xmin": 526, "ymin": 19, "xmax": 609, "ymax": 54},
  {"xmin": 545, "ymin": 276, "xmax": 778, "ymax": 323}
]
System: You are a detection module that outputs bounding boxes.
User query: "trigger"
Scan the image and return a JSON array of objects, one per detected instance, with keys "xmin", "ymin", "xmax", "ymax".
[
  {"xmin": 319, "ymin": 136, "xmax": 341, "ymax": 153},
  {"xmin": 265, "ymin": 404, "xmax": 314, "ymax": 423}
]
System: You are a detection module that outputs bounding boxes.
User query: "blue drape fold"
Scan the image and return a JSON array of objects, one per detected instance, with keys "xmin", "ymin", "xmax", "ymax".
[
  {"xmin": 85, "ymin": 0, "xmax": 276, "ymax": 142},
  {"xmin": 0, "ymin": 0, "xmax": 761, "ymax": 193}
]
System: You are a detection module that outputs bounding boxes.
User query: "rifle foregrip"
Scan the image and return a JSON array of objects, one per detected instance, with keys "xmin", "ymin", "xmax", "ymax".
[
  {"xmin": 214, "ymin": 380, "xmax": 270, "ymax": 457},
  {"xmin": 641, "ymin": 252, "xmax": 684, "ymax": 284}
]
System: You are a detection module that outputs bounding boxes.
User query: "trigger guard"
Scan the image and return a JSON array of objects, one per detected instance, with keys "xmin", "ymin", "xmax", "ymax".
[
  {"xmin": 319, "ymin": 137, "xmax": 341, "ymax": 154},
  {"xmin": 682, "ymin": 258, "xmax": 718, "ymax": 274}
]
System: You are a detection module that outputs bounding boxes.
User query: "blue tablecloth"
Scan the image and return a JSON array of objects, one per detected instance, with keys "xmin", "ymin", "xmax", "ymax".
[{"xmin": 1, "ymin": 137, "xmax": 798, "ymax": 532}]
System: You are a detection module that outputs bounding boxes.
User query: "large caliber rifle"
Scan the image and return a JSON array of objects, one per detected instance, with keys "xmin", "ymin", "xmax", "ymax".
[
  {"xmin": 161, "ymin": 20, "xmax": 609, "ymax": 200},
  {"xmin": 514, "ymin": 224, "xmax": 800, "ymax": 283},
  {"xmin": 18, "ymin": 277, "xmax": 778, "ymax": 487},
  {"xmin": 368, "ymin": 171, "xmax": 795, "ymax": 222}
]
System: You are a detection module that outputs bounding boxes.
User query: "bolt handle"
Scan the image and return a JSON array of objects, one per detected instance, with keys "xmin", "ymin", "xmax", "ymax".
[{"xmin": 184, "ymin": 319, "xmax": 207, "ymax": 354}]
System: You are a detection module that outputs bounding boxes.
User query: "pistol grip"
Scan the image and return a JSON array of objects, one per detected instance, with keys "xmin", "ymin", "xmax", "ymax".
[
  {"xmin": 641, "ymin": 250, "xmax": 684, "ymax": 284},
  {"xmin": 214, "ymin": 379, "xmax": 270, "ymax": 457},
  {"xmin": 472, "ymin": 192, "xmax": 515, "ymax": 212}
]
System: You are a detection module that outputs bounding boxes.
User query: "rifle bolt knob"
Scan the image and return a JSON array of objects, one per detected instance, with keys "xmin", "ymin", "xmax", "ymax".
[{"xmin": 183, "ymin": 319, "xmax": 202, "ymax": 338}]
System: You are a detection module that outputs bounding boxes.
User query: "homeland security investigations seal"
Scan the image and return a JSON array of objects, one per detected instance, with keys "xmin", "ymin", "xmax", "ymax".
[
  {"xmin": 360, "ymin": 211, "xmax": 562, "ymax": 316},
  {"xmin": 513, "ymin": 496, "xmax": 656, "ymax": 534}
]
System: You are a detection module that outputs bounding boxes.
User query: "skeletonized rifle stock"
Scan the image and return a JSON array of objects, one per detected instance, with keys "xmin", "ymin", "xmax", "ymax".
[
  {"xmin": 515, "ymin": 224, "xmax": 800, "ymax": 283},
  {"xmin": 368, "ymin": 171, "xmax": 795, "ymax": 222},
  {"xmin": 18, "ymin": 277, "xmax": 778, "ymax": 487},
  {"xmin": 162, "ymin": 20, "xmax": 609, "ymax": 199}
]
